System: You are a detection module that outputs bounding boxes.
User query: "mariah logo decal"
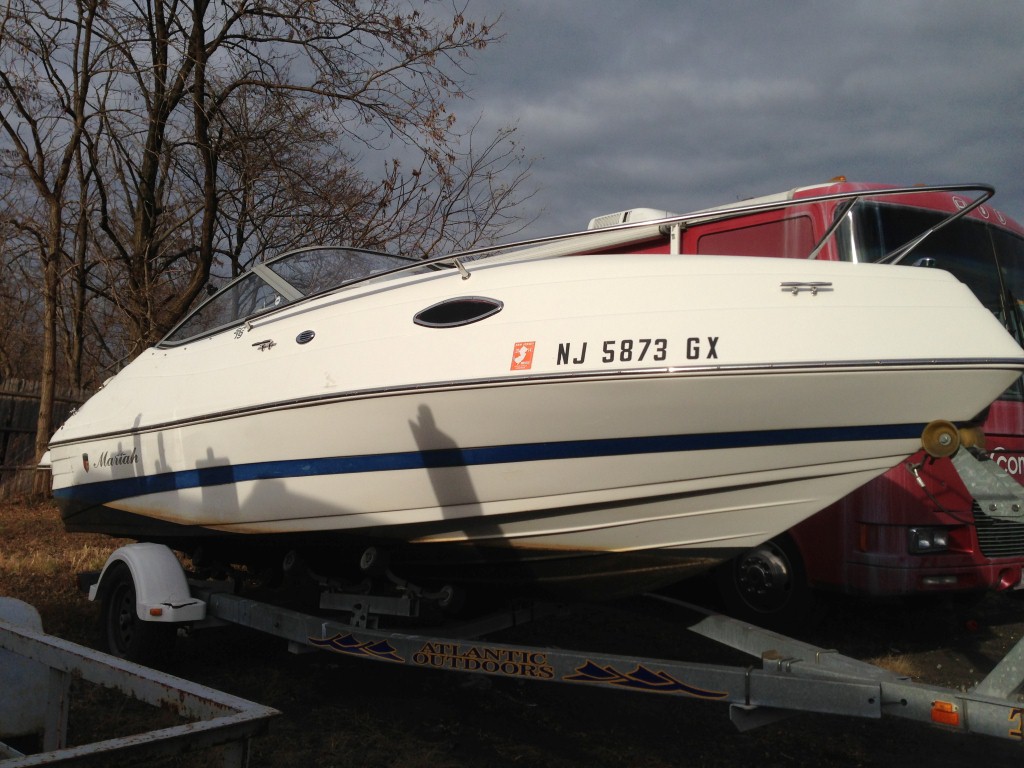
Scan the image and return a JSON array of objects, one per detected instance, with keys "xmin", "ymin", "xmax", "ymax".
[
  {"xmin": 510, "ymin": 341, "xmax": 535, "ymax": 371},
  {"xmin": 82, "ymin": 449, "xmax": 139, "ymax": 473}
]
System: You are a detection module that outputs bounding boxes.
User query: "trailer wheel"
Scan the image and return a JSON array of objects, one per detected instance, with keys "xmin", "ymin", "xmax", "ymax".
[
  {"xmin": 715, "ymin": 534, "xmax": 812, "ymax": 632},
  {"xmin": 101, "ymin": 564, "xmax": 174, "ymax": 664}
]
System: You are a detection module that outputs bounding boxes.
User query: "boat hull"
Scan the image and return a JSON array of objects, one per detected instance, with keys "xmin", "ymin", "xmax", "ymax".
[
  {"xmin": 53, "ymin": 365, "xmax": 1017, "ymax": 594},
  {"xmin": 48, "ymin": 253, "xmax": 1024, "ymax": 595}
]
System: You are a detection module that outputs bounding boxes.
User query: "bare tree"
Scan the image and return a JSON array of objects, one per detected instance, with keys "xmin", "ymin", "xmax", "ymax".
[
  {"xmin": 0, "ymin": 214, "xmax": 43, "ymax": 380},
  {"xmin": 210, "ymin": 90, "xmax": 534, "ymax": 280},
  {"xmin": 0, "ymin": 0, "xmax": 101, "ymax": 470},
  {"xmin": 209, "ymin": 86, "xmax": 382, "ymax": 279},
  {"xmin": 367, "ymin": 117, "xmax": 536, "ymax": 258},
  {"xmin": 1, "ymin": 0, "xmax": 534, "ymax": 479},
  {"xmin": 84, "ymin": 0, "xmax": 526, "ymax": 349}
]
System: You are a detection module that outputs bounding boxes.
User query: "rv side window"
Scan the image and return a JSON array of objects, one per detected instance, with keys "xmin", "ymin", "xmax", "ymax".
[{"xmin": 695, "ymin": 216, "xmax": 815, "ymax": 258}]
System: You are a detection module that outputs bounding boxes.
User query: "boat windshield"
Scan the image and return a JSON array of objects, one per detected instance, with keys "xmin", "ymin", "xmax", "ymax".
[
  {"xmin": 838, "ymin": 204, "xmax": 1024, "ymax": 399},
  {"xmin": 161, "ymin": 247, "xmax": 423, "ymax": 345},
  {"xmin": 263, "ymin": 247, "xmax": 422, "ymax": 295}
]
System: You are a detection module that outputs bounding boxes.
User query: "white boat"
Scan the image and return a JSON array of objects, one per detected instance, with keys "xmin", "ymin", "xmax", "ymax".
[{"xmin": 48, "ymin": 185, "xmax": 1024, "ymax": 597}]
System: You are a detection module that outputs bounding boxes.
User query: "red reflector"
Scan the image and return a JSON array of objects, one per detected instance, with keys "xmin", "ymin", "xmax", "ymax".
[
  {"xmin": 149, "ymin": 607, "xmax": 164, "ymax": 617},
  {"xmin": 931, "ymin": 700, "xmax": 960, "ymax": 726}
]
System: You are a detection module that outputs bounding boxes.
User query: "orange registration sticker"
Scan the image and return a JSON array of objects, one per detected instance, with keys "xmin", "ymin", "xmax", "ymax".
[{"xmin": 510, "ymin": 341, "xmax": 536, "ymax": 371}]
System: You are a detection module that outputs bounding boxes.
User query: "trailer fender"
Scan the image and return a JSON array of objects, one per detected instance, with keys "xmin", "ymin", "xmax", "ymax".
[{"xmin": 89, "ymin": 543, "xmax": 206, "ymax": 623}]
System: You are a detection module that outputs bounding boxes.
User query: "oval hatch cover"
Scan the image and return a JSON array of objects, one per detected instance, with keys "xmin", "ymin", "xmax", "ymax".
[{"xmin": 414, "ymin": 297, "xmax": 504, "ymax": 328}]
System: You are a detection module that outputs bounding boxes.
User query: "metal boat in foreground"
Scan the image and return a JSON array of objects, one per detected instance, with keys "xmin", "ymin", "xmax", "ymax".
[{"xmin": 48, "ymin": 184, "xmax": 1024, "ymax": 596}]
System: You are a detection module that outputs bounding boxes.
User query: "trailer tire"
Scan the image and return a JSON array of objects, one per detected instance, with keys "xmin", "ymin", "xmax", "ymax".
[
  {"xmin": 101, "ymin": 563, "xmax": 175, "ymax": 664},
  {"xmin": 715, "ymin": 534, "xmax": 812, "ymax": 632}
]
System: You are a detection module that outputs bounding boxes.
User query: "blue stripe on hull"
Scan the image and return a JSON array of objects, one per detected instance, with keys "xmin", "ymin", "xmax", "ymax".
[{"xmin": 54, "ymin": 423, "xmax": 925, "ymax": 507}]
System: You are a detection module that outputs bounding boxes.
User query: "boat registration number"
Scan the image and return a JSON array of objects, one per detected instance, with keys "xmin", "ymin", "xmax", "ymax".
[
  {"xmin": 600, "ymin": 338, "xmax": 668, "ymax": 363},
  {"xmin": 553, "ymin": 336, "xmax": 719, "ymax": 366}
]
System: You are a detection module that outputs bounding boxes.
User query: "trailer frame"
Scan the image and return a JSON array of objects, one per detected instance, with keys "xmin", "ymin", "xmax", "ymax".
[
  {"xmin": 81, "ymin": 542, "xmax": 1024, "ymax": 750},
  {"xmin": 0, "ymin": 600, "xmax": 277, "ymax": 767}
]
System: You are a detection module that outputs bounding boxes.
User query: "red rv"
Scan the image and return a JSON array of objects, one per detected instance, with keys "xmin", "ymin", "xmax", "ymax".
[{"xmin": 591, "ymin": 180, "xmax": 1024, "ymax": 626}]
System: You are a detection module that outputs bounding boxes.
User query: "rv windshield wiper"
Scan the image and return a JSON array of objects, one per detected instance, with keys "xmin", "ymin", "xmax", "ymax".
[{"xmin": 879, "ymin": 185, "xmax": 995, "ymax": 265}]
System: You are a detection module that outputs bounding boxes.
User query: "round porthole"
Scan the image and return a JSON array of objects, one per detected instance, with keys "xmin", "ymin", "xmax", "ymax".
[{"xmin": 296, "ymin": 330, "xmax": 316, "ymax": 345}]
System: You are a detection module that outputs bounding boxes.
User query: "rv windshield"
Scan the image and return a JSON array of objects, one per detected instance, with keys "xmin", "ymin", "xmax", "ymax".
[
  {"xmin": 161, "ymin": 247, "xmax": 422, "ymax": 345},
  {"xmin": 838, "ymin": 204, "xmax": 1024, "ymax": 399}
]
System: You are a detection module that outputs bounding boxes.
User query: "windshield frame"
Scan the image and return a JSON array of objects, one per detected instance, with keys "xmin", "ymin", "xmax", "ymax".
[
  {"xmin": 159, "ymin": 183, "xmax": 1009, "ymax": 348},
  {"xmin": 160, "ymin": 246, "xmax": 425, "ymax": 347}
]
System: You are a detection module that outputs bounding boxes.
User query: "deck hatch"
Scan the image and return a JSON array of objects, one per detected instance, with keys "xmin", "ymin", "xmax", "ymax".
[{"xmin": 414, "ymin": 297, "xmax": 504, "ymax": 328}]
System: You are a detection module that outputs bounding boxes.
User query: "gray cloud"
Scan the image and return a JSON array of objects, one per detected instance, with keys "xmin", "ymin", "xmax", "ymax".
[{"xmin": 458, "ymin": 0, "xmax": 1024, "ymax": 238}]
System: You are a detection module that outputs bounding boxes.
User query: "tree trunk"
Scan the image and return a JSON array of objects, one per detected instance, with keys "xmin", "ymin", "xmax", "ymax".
[{"xmin": 32, "ymin": 236, "xmax": 60, "ymax": 498}]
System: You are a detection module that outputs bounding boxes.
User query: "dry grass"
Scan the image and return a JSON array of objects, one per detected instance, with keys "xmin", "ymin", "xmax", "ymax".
[
  {"xmin": 863, "ymin": 652, "xmax": 925, "ymax": 679},
  {"xmin": 0, "ymin": 499, "xmax": 114, "ymax": 576},
  {"xmin": 0, "ymin": 499, "xmax": 123, "ymax": 642}
]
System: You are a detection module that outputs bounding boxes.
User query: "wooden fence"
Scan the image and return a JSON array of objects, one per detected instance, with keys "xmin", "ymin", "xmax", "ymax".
[{"xmin": 0, "ymin": 379, "xmax": 90, "ymax": 499}]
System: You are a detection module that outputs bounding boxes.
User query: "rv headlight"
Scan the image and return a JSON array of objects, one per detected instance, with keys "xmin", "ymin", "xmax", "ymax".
[{"xmin": 908, "ymin": 527, "xmax": 949, "ymax": 554}]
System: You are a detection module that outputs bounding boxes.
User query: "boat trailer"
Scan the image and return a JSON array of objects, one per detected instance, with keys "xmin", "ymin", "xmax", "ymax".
[
  {"xmin": 83, "ymin": 540, "xmax": 1024, "ymax": 745},
  {"xmin": 8, "ymin": 546, "xmax": 1024, "ymax": 766},
  {"xmin": 186, "ymin": 583, "xmax": 1024, "ymax": 744}
]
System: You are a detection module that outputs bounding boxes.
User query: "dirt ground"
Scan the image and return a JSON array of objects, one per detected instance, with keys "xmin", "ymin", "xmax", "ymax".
[{"xmin": 4, "ymin": 500, "xmax": 1024, "ymax": 766}]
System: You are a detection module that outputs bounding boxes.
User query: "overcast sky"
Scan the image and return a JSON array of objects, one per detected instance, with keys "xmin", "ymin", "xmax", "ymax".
[{"xmin": 453, "ymin": 0, "xmax": 1024, "ymax": 240}]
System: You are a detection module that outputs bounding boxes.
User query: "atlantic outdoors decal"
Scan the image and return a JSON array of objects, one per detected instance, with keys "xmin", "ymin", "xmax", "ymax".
[
  {"xmin": 310, "ymin": 634, "xmax": 556, "ymax": 679},
  {"xmin": 555, "ymin": 337, "xmax": 719, "ymax": 366},
  {"xmin": 565, "ymin": 661, "xmax": 727, "ymax": 699},
  {"xmin": 411, "ymin": 642, "xmax": 555, "ymax": 679},
  {"xmin": 510, "ymin": 340, "xmax": 535, "ymax": 370}
]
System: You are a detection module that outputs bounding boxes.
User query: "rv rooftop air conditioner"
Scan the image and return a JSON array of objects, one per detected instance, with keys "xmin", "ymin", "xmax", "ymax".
[{"xmin": 587, "ymin": 208, "xmax": 675, "ymax": 230}]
